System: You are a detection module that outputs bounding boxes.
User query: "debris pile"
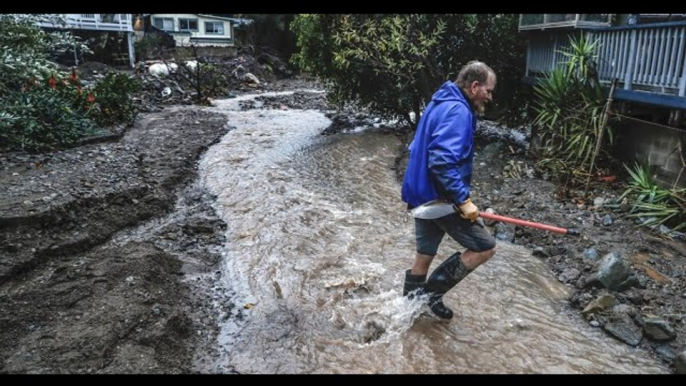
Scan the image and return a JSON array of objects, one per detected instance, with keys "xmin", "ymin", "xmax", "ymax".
[{"xmin": 73, "ymin": 50, "xmax": 291, "ymax": 113}]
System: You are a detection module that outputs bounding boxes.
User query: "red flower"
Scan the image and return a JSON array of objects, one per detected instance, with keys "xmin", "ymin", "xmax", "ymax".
[
  {"xmin": 88, "ymin": 93, "xmax": 95, "ymax": 103},
  {"xmin": 70, "ymin": 68, "xmax": 78, "ymax": 83},
  {"xmin": 48, "ymin": 75, "xmax": 56, "ymax": 89},
  {"xmin": 77, "ymin": 85, "xmax": 82, "ymax": 95}
]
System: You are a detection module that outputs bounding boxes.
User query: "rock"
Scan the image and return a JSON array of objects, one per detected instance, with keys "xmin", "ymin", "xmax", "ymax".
[
  {"xmin": 593, "ymin": 197, "xmax": 605, "ymax": 208},
  {"xmin": 602, "ymin": 312, "xmax": 643, "ymax": 346},
  {"xmin": 611, "ymin": 303, "xmax": 637, "ymax": 318},
  {"xmin": 585, "ymin": 252, "xmax": 633, "ymax": 291},
  {"xmin": 676, "ymin": 351, "xmax": 686, "ymax": 374},
  {"xmin": 558, "ymin": 268, "xmax": 580, "ymax": 283},
  {"xmin": 583, "ymin": 248, "xmax": 600, "ymax": 261},
  {"xmin": 480, "ymin": 142, "xmax": 503, "ymax": 159},
  {"xmin": 494, "ymin": 223, "xmax": 515, "ymax": 243},
  {"xmin": 483, "ymin": 207, "xmax": 497, "ymax": 226},
  {"xmin": 642, "ymin": 317, "xmax": 676, "ymax": 341},
  {"xmin": 532, "ymin": 247, "xmax": 546, "ymax": 258},
  {"xmin": 658, "ymin": 225, "xmax": 672, "ymax": 235},
  {"xmin": 616, "ymin": 275, "xmax": 640, "ymax": 291},
  {"xmin": 655, "ymin": 345, "xmax": 676, "ymax": 361},
  {"xmin": 637, "ymin": 275, "xmax": 648, "ymax": 289},
  {"xmin": 184, "ymin": 60, "xmax": 198, "ymax": 71},
  {"xmin": 582, "ymin": 293, "xmax": 616, "ymax": 317},
  {"xmin": 575, "ymin": 277, "xmax": 586, "ymax": 289},
  {"xmin": 602, "ymin": 215, "xmax": 614, "ymax": 226},
  {"xmin": 548, "ymin": 246, "xmax": 567, "ymax": 256},
  {"xmin": 244, "ymin": 73, "xmax": 260, "ymax": 85},
  {"xmin": 590, "ymin": 320, "xmax": 600, "ymax": 327},
  {"xmin": 625, "ymin": 291, "xmax": 644, "ymax": 305},
  {"xmin": 148, "ymin": 63, "xmax": 170, "ymax": 77}
]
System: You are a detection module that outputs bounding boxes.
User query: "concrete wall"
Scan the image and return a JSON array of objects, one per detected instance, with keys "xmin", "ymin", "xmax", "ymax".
[
  {"xmin": 612, "ymin": 110, "xmax": 686, "ymax": 188},
  {"xmin": 171, "ymin": 46, "xmax": 237, "ymax": 58}
]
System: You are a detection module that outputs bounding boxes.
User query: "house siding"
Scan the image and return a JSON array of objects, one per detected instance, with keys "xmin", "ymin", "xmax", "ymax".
[
  {"xmin": 150, "ymin": 14, "xmax": 235, "ymax": 47},
  {"xmin": 520, "ymin": 15, "xmax": 686, "ymax": 189}
]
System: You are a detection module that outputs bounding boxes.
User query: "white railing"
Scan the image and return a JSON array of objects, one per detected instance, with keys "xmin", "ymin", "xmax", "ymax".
[
  {"xmin": 526, "ymin": 22, "xmax": 686, "ymax": 96},
  {"xmin": 595, "ymin": 25, "xmax": 686, "ymax": 94},
  {"xmin": 520, "ymin": 14, "xmax": 612, "ymax": 31},
  {"xmin": 41, "ymin": 14, "xmax": 133, "ymax": 32}
]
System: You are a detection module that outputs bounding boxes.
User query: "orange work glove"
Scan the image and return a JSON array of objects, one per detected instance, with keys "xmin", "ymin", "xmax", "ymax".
[{"xmin": 457, "ymin": 198, "xmax": 479, "ymax": 222}]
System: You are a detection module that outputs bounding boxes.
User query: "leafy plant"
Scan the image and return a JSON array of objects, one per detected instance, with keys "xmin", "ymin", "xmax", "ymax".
[
  {"xmin": 0, "ymin": 14, "xmax": 90, "ymax": 91},
  {"xmin": 619, "ymin": 162, "xmax": 686, "ymax": 231},
  {"xmin": 532, "ymin": 33, "xmax": 613, "ymax": 188},
  {"xmin": 0, "ymin": 72, "xmax": 96, "ymax": 151},
  {"xmin": 0, "ymin": 14, "xmax": 102, "ymax": 151},
  {"xmin": 91, "ymin": 72, "xmax": 141, "ymax": 126},
  {"xmin": 291, "ymin": 14, "xmax": 527, "ymax": 127}
]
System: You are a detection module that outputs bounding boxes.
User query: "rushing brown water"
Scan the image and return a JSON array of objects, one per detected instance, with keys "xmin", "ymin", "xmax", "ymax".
[{"xmin": 196, "ymin": 91, "xmax": 667, "ymax": 374}]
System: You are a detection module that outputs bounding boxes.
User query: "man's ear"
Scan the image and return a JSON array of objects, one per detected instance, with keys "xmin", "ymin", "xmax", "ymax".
[{"xmin": 470, "ymin": 81, "xmax": 479, "ymax": 95}]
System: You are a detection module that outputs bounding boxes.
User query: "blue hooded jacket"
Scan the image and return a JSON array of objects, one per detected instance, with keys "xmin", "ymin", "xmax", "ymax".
[{"xmin": 401, "ymin": 81, "xmax": 477, "ymax": 208}]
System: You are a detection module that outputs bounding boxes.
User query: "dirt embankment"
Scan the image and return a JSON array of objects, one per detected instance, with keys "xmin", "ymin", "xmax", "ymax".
[
  {"xmin": 1, "ymin": 75, "xmax": 684, "ymax": 373},
  {"xmin": 0, "ymin": 107, "xmax": 233, "ymax": 373}
]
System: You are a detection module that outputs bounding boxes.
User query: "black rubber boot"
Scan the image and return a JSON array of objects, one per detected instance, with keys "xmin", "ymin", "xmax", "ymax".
[
  {"xmin": 424, "ymin": 252, "xmax": 472, "ymax": 320},
  {"xmin": 428, "ymin": 296, "xmax": 454, "ymax": 320},
  {"xmin": 403, "ymin": 270, "xmax": 427, "ymax": 299}
]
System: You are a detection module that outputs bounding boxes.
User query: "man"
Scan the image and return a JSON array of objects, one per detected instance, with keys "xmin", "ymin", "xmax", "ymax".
[{"xmin": 400, "ymin": 61, "xmax": 497, "ymax": 320}]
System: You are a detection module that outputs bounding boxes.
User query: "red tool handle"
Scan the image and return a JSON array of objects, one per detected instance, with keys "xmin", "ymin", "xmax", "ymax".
[{"xmin": 479, "ymin": 211, "xmax": 580, "ymax": 236}]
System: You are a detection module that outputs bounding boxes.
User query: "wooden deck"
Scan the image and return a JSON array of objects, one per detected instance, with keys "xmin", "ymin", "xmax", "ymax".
[
  {"xmin": 524, "ymin": 21, "xmax": 686, "ymax": 107},
  {"xmin": 38, "ymin": 14, "xmax": 134, "ymax": 33}
]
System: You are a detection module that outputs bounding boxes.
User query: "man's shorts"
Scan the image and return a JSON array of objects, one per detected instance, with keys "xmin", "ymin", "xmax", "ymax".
[{"xmin": 415, "ymin": 212, "xmax": 496, "ymax": 255}]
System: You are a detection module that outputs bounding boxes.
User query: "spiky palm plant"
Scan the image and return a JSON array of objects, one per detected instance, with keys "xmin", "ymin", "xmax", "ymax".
[
  {"xmin": 620, "ymin": 162, "xmax": 686, "ymax": 232},
  {"xmin": 532, "ymin": 33, "xmax": 611, "ymax": 183}
]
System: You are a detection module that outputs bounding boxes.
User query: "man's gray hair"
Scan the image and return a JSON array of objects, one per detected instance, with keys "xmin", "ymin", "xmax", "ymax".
[{"xmin": 456, "ymin": 61, "xmax": 496, "ymax": 88}]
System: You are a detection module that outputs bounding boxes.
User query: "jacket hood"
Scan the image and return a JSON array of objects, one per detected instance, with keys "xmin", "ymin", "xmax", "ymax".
[{"xmin": 431, "ymin": 81, "xmax": 470, "ymax": 107}]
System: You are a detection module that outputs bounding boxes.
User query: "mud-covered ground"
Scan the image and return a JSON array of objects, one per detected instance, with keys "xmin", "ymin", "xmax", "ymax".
[
  {"xmin": 397, "ymin": 122, "xmax": 686, "ymax": 373},
  {"xmin": 469, "ymin": 125, "xmax": 686, "ymax": 373},
  {"xmin": 0, "ymin": 106, "xmax": 235, "ymax": 373},
  {"xmin": 1, "ymin": 78, "xmax": 685, "ymax": 373}
]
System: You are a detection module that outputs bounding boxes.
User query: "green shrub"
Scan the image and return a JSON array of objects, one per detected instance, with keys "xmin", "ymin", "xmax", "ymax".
[
  {"xmin": 0, "ymin": 72, "xmax": 96, "ymax": 151},
  {"xmin": 291, "ymin": 14, "xmax": 527, "ymax": 127},
  {"xmin": 91, "ymin": 72, "xmax": 141, "ymax": 126}
]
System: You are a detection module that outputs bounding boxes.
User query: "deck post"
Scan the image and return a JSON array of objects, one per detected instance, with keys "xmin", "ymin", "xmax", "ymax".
[{"xmin": 624, "ymin": 29, "xmax": 637, "ymax": 90}]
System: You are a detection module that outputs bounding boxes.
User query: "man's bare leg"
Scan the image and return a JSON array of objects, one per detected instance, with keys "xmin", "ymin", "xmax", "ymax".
[
  {"xmin": 410, "ymin": 253, "xmax": 435, "ymax": 275},
  {"xmin": 460, "ymin": 248, "xmax": 496, "ymax": 270}
]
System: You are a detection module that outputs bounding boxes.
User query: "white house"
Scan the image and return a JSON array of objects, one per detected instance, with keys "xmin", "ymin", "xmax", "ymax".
[
  {"xmin": 37, "ymin": 14, "xmax": 136, "ymax": 67},
  {"xmin": 148, "ymin": 14, "xmax": 249, "ymax": 47}
]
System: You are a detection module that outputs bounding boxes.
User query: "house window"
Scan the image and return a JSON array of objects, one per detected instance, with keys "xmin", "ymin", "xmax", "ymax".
[
  {"xmin": 179, "ymin": 18, "xmax": 198, "ymax": 32},
  {"xmin": 520, "ymin": 14, "xmax": 544, "ymax": 27},
  {"xmin": 580, "ymin": 14, "xmax": 611, "ymax": 23},
  {"xmin": 205, "ymin": 21, "xmax": 224, "ymax": 35},
  {"xmin": 153, "ymin": 17, "xmax": 174, "ymax": 31}
]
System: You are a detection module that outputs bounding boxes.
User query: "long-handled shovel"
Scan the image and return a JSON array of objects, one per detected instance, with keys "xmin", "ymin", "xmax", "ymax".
[
  {"xmin": 409, "ymin": 200, "xmax": 580, "ymax": 236},
  {"xmin": 479, "ymin": 211, "xmax": 580, "ymax": 236}
]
